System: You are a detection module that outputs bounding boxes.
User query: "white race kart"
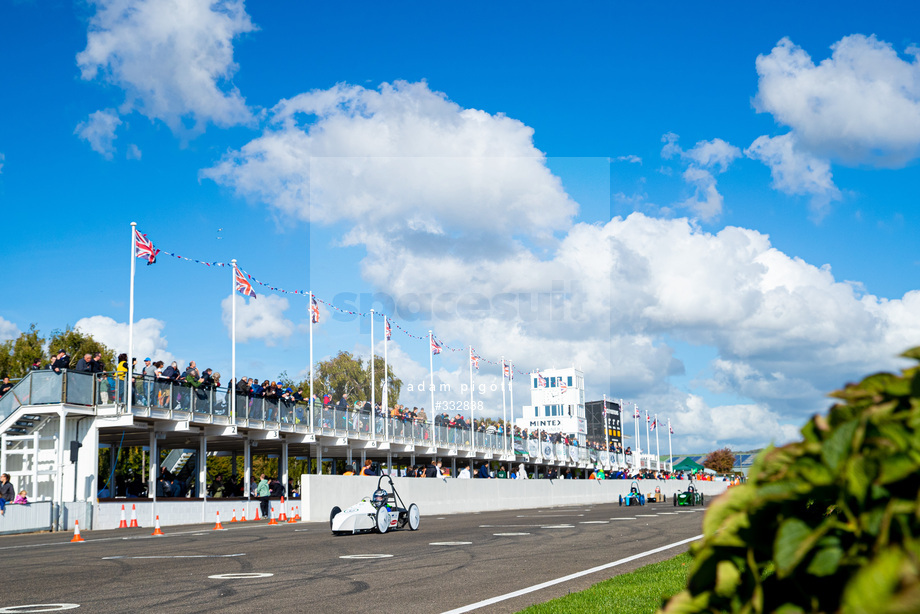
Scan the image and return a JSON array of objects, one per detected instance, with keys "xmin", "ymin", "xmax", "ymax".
[{"xmin": 330, "ymin": 474, "xmax": 420, "ymax": 535}]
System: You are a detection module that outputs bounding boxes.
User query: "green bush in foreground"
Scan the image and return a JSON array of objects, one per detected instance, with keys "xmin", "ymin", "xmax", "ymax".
[
  {"xmin": 661, "ymin": 348, "xmax": 920, "ymax": 614},
  {"xmin": 519, "ymin": 553, "xmax": 692, "ymax": 614}
]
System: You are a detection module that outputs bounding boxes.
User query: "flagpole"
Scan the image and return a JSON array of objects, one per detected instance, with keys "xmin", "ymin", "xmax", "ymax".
[
  {"xmin": 231, "ymin": 260, "xmax": 237, "ymax": 426},
  {"xmin": 508, "ymin": 361, "xmax": 514, "ymax": 457},
  {"xmin": 383, "ymin": 316, "xmax": 389, "ymax": 442},
  {"xmin": 654, "ymin": 413, "xmax": 661, "ymax": 471},
  {"xmin": 428, "ymin": 330, "xmax": 435, "ymax": 445},
  {"xmin": 603, "ymin": 394, "xmax": 610, "ymax": 471},
  {"xmin": 500, "ymin": 356, "xmax": 506, "ymax": 459},
  {"xmin": 309, "ymin": 291, "xmax": 314, "ymax": 432},
  {"xmin": 370, "ymin": 309, "xmax": 375, "ymax": 442},
  {"xmin": 667, "ymin": 418, "xmax": 673, "ymax": 472},
  {"xmin": 468, "ymin": 346, "xmax": 475, "ymax": 453},
  {"xmin": 127, "ymin": 222, "xmax": 136, "ymax": 416}
]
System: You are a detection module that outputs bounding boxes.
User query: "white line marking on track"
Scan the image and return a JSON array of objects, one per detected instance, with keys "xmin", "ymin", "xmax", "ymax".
[
  {"xmin": 635, "ymin": 514, "xmax": 658, "ymax": 517},
  {"xmin": 339, "ymin": 554, "xmax": 394, "ymax": 559},
  {"xmin": 516, "ymin": 514, "xmax": 583, "ymax": 518},
  {"xmin": 493, "ymin": 533, "xmax": 531, "ymax": 536},
  {"xmin": 208, "ymin": 572, "xmax": 274, "ymax": 579},
  {"xmin": 658, "ymin": 512, "xmax": 679, "ymax": 515},
  {"xmin": 430, "ymin": 542, "xmax": 472, "ymax": 546},
  {"xmin": 540, "ymin": 525, "xmax": 575, "ymax": 529},
  {"xmin": 0, "ymin": 606, "xmax": 81, "ymax": 613},
  {"xmin": 610, "ymin": 518, "xmax": 637, "ymax": 520},
  {"xmin": 579, "ymin": 521, "xmax": 609, "ymax": 524},
  {"xmin": 103, "ymin": 553, "xmax": 245, "ymax": 560},
  {"xmin": 440, "ymin": 534, "xmax": 703, "ymax": 614}
]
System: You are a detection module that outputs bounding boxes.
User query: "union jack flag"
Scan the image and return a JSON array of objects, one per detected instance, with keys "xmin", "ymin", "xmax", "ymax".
[
  {"xmin": 471, "ymin": 352, "xmax": 479, "ymax": 370},
  {"xmin": 560, "ymin": 382, "xmax": 568, "ymax": 393},
  {"xmin": 503, "ymin": 362, "xmax": 511, "ymax": 379},
  {"xmin": 310, "ymin": 296, "xmax": 320, "ymax": 323},
  {"xmin": 536, "ymin": 372, "xmax": 547, "ymax": 388},
  {"xmin": 133, "ymin": 228, "xmax": 159, "ymax": 265},
  {"xmin": 669, "ymin": 422, "xmax": 674, "ymax": 434},
  {"xmin": 234, "ymin": 265, "xmax": 256, "ymax": 298},
  {"xmin": 634, "ymin": 406, "xmax": 640, "ymax": 418},
  {"xmin": 430, "ymin": 336, "xmax": 442, "ymax": 355},
  {"xmin": 650, "ymin": 419, "xmax": 657, "ymax": 431},
  {"xmin": 385, "ymin": 316, "xmax": 391, "ymax": 341}
]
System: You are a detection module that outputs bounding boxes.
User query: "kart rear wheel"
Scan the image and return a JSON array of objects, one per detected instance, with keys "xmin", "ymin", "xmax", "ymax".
[
  {"xmin": 330, "ymin": 506, "xmax": 341, "ymax": 530},
  {"xmin": 618, "ymin": 495, "xmax": 623, "ymax": 506},
  {"xmin": 376, "ymin": 506, "xmax": 389, "ymax": 534},
  {"xmin": 407, "ymin": 503, "xmax": 420, "ymax": 531},
  {"xmin": 673, "ymin": 495, "xmax": 677, "ymax": 507}
]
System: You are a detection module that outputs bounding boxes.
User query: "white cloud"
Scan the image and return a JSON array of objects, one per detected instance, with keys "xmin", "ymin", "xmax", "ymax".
[
  {"xmin": 0, "ymin": 316, "xmax": 19, "ymax": 342},
  {"xmin": 203, "ymin": 80, "xmax": 578, "ymax": 240},
  {"xmin": 667, "ymin": 394, "xmax": 800, "ymax": 451},
  {"xmin": 75, "ymin": 109, "xmax": 122, "ymax": 158},
  {"xmin": 0, "ymin": 152, "xmax": 5, "ymax": 174},
  {"xmin": 754, "ymin": 34, "xmax": 920, "ymax": 167},
  {"xmin": 745, "ymin": 133, "xmax": 841, "ymax": 218},
  {"xmin": 126, "ymin": 143, "xmax": 142, "ymax": 160},
  {"xmin": 661, "ymin": 133, "xmax": 740, "ymax": 220},
  {"xmin": 220, "ymin": 294, "xmax": 294, "ymax": 345},
  {"xmin": 203, "ymin": 80, "xmax": 920, "ymax": 449},
  {"xmin": 74, "ymin": 315, "xmax": 175, "ymax": 365},
  {"xmin": 615, "ymin": 154, "xmax": 642, "ymax": 164},
  {"xmin": 77, "ymin": 0, "xmax": 255, "ymax": 133}
]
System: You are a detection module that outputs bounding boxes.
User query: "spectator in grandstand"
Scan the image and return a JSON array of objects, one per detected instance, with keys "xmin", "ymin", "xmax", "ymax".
[
  {"xmin": 335, "ymin": 392, "xmax": 349, "ymax": 412},
  {"xmin": 424, "ymin": 460, "xmax": 439, "ymax": 478},
  {"xmin": 476, "ymin": 463, "xmax": 492, "ymax": 479},
  {"xmin": 496, "ymin": 465, "xmax": 508, "ymax": 479},
  {"xmin": 360, "ymin": 459, "xmax": 377, "ymax": 476},
  {"xmin": 142, "ymin": 358, "xmax": 156, "ymax": 405},
  {"xmin": 458, "ymin": 464, "xmax": 472, "ymax": 479},
  {"xmin": 0, "ymin": 473, "xmax": 13, "ymax": 514},
  {"xmin": 13, "ymin": 490, "xmax": 28, "ymax": 505},
  {"xmin": 0, "ymin": 376, "xmax": 12, "ymax": 398},
  {"xmin": 256, "ymin": 473, "xmax": 270, "ymax": 518},
  {"xmin": 51, "ymin": 349, "xmax": 70, "ymax": 373},
  {"xmin": 31, "ymin": 358, "xmax": 42, "ymax": 371},
  {"xmin": 91, "ymin": 352, "xmax": 105, "ymax": 373},
  {"xmin": 342, "ymin": 464, "xmax": 356, "ymax": 476},
  {"xmin": 517, "ymin": 463, "xmax": 528, "ymax": 479},
  {"xmin": 74, "ymin": 353, "xmax": 93, "ymax": 372}
]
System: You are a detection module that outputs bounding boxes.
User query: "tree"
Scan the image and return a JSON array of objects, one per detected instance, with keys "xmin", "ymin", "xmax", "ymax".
[
  {"xmin": 48, "ymin": 326, "xmax": 115, "ymax": 370},
  {"xmin": 702, "ymin": 447, "xmax": 735, "ymax": 474},
  {"xmin": 303, "ymin": 351, "xmax": 402, "ymax": 405},
  {"xmin": 0, "ymin": 324, "xmax": 45, "ymax": 378}
]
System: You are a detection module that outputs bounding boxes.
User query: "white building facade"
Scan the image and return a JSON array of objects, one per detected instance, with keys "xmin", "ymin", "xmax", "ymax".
[{"xmin": 515, "ymin": 367, "xmax": 586, "ymax": 436}]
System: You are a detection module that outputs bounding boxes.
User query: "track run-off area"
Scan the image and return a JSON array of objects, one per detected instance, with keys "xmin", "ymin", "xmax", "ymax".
[{"xmin": 0, "ymin": 500, "xmax": 707, "ymax": 614}]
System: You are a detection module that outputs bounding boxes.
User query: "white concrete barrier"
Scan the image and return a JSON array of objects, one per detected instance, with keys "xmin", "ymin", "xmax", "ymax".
[
  {"xmin": 94, "ymin": 498, "xmax": 304, "ymax": 530},
  {"xmin": 299, "ymin": 474, "xmax": 729, "ymax": 523}
]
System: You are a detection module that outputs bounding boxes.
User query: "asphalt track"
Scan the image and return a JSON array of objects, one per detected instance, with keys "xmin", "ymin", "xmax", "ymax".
[{"xmin": 0, "ymin": 498, "xmax": 707, "ymax": 614}]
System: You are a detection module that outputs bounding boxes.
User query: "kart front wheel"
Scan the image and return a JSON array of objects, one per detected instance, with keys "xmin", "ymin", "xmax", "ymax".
[
  {"xmin": 376, "ymin": 506, "xmax": 389, "ymax": 534},
  {"xmin": 673, "ymin": 495, "xmax": 677, "ymax": 507},
  {"xmin": 330, "ymin": 506, "xmax": 341, "ymax": 530},
  {"xmin": 407, "ymin": 503, "xmax": 420, "ymax": 531},
  {"xmin": 618, "ymin": 495, "xmax": 623, "ymax": 506}
]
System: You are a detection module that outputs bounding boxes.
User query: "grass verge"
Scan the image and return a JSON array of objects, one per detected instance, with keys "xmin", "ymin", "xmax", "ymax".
[{"xmin": 515, "ymin": 552, "xmax": 691, "ymax": 614}]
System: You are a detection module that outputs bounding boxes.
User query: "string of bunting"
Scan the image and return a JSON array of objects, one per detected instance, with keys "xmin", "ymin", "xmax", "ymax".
[{"xmin": 160, "ymin": 249, "xmax": 528, "ymax": 374}]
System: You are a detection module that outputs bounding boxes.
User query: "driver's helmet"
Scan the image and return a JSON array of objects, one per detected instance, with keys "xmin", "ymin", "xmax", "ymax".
[
  {"xmin": 372, "ymin": 488, "xmax": 388, "ymax": 508},
  {"xmin": 630, "ymin": 485, "xmax": 638, "ymax": 494}
]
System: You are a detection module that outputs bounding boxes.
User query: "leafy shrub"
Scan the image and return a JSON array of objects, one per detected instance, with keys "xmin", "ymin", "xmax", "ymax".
[
  {"xmin": 661, "ymin": 348, "xmax": 920, "ymax": 614},
  {"xmin": 702, "ymin": 447, "xmax": 735, "ymax": 474}
]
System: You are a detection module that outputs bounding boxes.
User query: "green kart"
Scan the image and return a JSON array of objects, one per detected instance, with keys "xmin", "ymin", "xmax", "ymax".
[{"xmin": 674, "ymin": 484, "xmax": 704, "ymax": 506}]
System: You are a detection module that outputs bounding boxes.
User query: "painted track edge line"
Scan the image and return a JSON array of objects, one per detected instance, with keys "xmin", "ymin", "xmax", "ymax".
[{"xmin": 439, "ymin": 534, "xmax": 703, "ymax": 614}]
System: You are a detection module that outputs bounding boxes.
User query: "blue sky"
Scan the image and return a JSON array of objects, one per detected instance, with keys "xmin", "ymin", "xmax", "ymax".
[{"xmin": 2, "ymin": 1, "xmax": 920, "ymax": 451}]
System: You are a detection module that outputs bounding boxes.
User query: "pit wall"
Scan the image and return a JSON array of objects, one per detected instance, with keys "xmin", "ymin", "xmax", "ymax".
[
  {"xmin": 93, "ymin": 498, "xmax": 300, "ymax": 531},
  {"xmin": 299, "ymin": 475, "xmax": 730, "ymax": 523}
]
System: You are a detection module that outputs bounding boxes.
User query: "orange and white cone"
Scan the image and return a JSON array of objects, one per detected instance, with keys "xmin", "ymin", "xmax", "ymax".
[
  {"xmin": 118, "ymin": 505, "xmax": 128, "ymax": 529},
  {"xmin": 151, "ymin": 515, "xmax": 165, "ymax": 536},
  {"xmin": 267, "ymin": 506, "xmax": 278, "ymax": 525},
  {"xmin": 129, "ymin": 504, "xmax": 139, "ymax": 528},
  {"xmin": 254, "ymin": 507, "xmax": 260, "ymax": 521},
  {"xmin": 213, "ymin": 510, "xmax": 225, "ymax": 530},
  {"xmin": 240, "ymin": 507, "xmax": 247, "ymax": 522},
  {"xmin": 287, "ymin": 505, "xmax": 297, "ymax": 523},
  {"xmin": 230, "ymin": 509, "xmax": 238, "ymax": 523},
  {"xmin": 293, "ymin": 505, "xmax": 301, "ymax": 522},
  {"xmin": 279, "ymin": 496, "xmax": 287, "ymax": 522},
  {"xmin": 71, "ymin": 520, "xmax": 85, "ymax": 542}
]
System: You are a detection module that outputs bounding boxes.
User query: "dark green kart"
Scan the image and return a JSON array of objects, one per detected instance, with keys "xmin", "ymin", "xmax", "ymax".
[{"xmin": 674, "ymin": 484, "xmax": 704, "ymax": 506}]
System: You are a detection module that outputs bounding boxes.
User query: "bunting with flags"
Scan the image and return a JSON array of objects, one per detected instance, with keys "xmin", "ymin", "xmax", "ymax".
[
  {"xmin": 385, "ymin": 316, "xmax": 391, "ymax": 341},
  {"xmin": 310, "ymin": 296, "xmax": 320, "ymax": 323},
  {"xmin": 234, "ymin": 265, "xmax": 256, "ymax": 298},
  {"xmin": 430, "ymin": 336, "xmax": 442, "ymax": 355},
  {"xmin": 134, "ymin": 228, "xmax": 160, "ymax": 265},
  {"xmin": 471, "ymin": 352, "xmax": 480, "ymax": 370}
]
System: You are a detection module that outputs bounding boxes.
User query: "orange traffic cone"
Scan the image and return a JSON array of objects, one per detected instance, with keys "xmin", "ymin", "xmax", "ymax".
[
  {"xmin": 254, "ymin": 507, "xmax": 260, "ymax": 521},
  {"xmin": 267, "ymin": 506, "xmax": 278, "ymax": 525},
  {"xmin": 287, "ymin": 505, "xmax": 297, "ymax": 523},
  {"xmin": 71, "ymin": 520, "xmax": 85, "ymax": 542},
  {"xmin": 279, "ymin": 496, "xmax": 287, "ymax": 522},
  {"xmin": 230, "ymin": 509, "xmax": 238, "ymax": 523},
  {"xmin": 129, "ymin": 504, "xmax": 139, "ymax": 528},
  {"xmin": 151, "ymin": 515, "xmax": 165, "ymax": 536},
  {"xmin": 240, "ymin": 507, "xmax": 247, "ymax": 522},
  {"xmin": 118, "ymin": 505, "xmax": 128, "ymax": 529},
  {"xmin": 293, "ymin": 506, "xmax": 301, "ymax": 521},
  {"xmin": 213, "ymin": 510, "xmax": 225, "ymax": 530}
]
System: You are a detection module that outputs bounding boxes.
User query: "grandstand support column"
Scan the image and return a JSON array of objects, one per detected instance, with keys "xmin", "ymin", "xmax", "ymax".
[
  {"xmin": 149, "ymin": 430, "xmax": 157, "ymax": 526},
  {"xmin": 199, "ymin": 434, "xmax": 207, "ymax": 522},
  {"xmin": 244, "ymin": 438, "xmax": 251, "ymax": 515},
  {"xmin": 370, "ymin": 309, "xmax": 376, "ymax": 443},
  {"xmin": 55, "ymin": 408, "xmax": 66, "ymax": 531},
  {"xmin": 231, "ymin": 259, "xmax": 237, "ymax": 425},
  {"xmin": 281, "ymin": 439, "xmax": 289, "ymax": 496}
]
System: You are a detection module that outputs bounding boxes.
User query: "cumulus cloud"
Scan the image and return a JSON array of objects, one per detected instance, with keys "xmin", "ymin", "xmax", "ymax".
[
  {"xmin": 203, "ymin": 80, "xmax": 578, "ymax": 242},
  {"xmin": 77, "ymin": 0, "xmax": 255, "ymax": 133},
  {"xmin": 615, "ymin": 154, "xmax": 642, "ymax": 164},
  {"xmin": 126, "ymin": 143, "xmax": 142, "ymax": 160},
  {"xmin": 220, "ymin": 294, "xmax": 294, "ymax": 345},
  {"xmin": 0, "ymin": 152, "xmax": 5, "ymax": 174},
  {"xmin": 204, "ymin": 80, "xmax": 920, "ymax": 449},
  {"xmin": 0, "ymin": 316, "xmax": 19, "ymax": 342},
  {"xmin": 668, "ymin": 394, "xmax": 800, "ymax": 451},
  {"xmin": 745, "ymin": 133, "xmax": 841, "ymax": 218},
  {"xmin": 75, "ymin": 315, "xmax": 175, "ymax": 365},
  {"xmin": 754, "ymin": 34, "xmax": 920, "ymax": 167},
  {"xmin": 75, "ymin": 109, "xmax": 122, "ymax": 158},
  {"xmin": 661, "ymin": 133, "xmax": 741, "ymax": 220}
]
